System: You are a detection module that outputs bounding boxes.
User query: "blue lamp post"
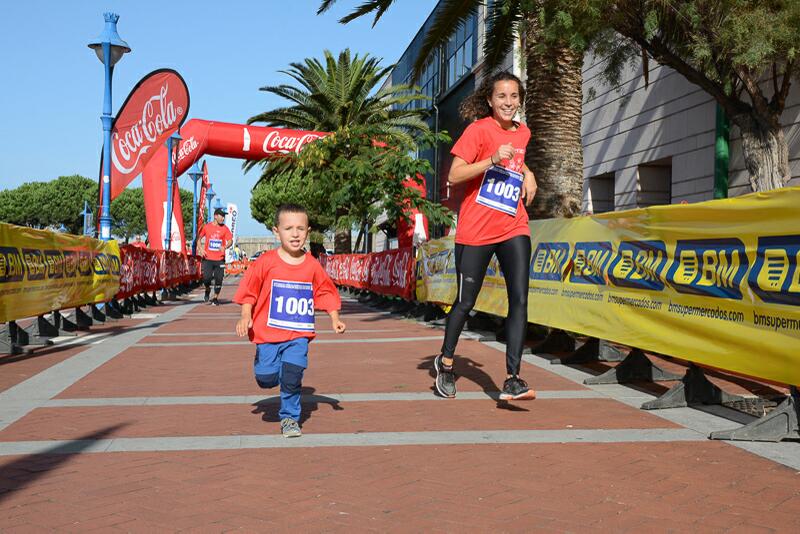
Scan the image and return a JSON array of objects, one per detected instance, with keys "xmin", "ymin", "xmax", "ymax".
[
  {"xmin": 205, "ymin": 184, "xmax": 216, "ymax": 223},
  {"xmin": 187, "ymin": 162, "xmax": 203, "ymax": 254},
  {"xmin": 163, "ymin": 131, "xmax": 182, "ymax": 250},
  {"xmin": 88, "ymin": 13, "xmax": 131, "ymax": 241}
]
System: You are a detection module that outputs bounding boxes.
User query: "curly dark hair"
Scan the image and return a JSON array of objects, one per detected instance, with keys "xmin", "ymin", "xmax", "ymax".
[{"xmin": 459, "ymin": 71, "xmax": 525, "ymax": 122}]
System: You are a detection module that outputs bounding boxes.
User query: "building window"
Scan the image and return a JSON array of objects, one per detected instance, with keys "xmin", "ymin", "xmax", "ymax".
[
  {"xmin": 417, "ymin": 54, "xmax": 439, "ymax": 110},
  {"xmin": 588, "ymin": 172, "xmax": 615, "ymax": 213},
  {"xmin": 638, "ymin": 158, "xmax": 672, "ymax": 207},
  {"xmin": 445, "ymin": 17, "xmax": 475, "ymax": 90}
]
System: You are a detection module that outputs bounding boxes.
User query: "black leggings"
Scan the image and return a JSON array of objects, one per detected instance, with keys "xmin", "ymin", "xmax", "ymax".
[
  {"xmin": 202, "ymin": 259, "xmax": 225, "ymax": 296},
  {"xmin": 441, "ymin": 235, "xmax": 531, "ymax": 376}
]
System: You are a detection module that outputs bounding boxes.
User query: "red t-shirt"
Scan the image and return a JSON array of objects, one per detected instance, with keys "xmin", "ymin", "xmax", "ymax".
[
  {"xmin": 450, "ymin": 116, "xmax": 531, "ymax": 246},
  {"xmin": 198, "ymin": 222, "xmax": 233, "ymax": 261},
  {"xmin": 233, "ymin": 249, "xmax": 341, "ymax": 344}
]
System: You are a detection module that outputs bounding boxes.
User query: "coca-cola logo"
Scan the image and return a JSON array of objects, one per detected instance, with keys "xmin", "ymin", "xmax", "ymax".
[
  {"xmin": 175, "ymin": 136, "xmax": 200, "ymax": 163},
  {"xmin": 112, "ymin": 83, "xmax": 184, "ymax": 174},
  {"xmin": 107, "ymin": 70, "xmax": 190, "ymax": 198},
  {"xmin": 262, "ymin": 131, "xmax": 323, "ymax": 154},
  {"xmin": 391, "ymin": 251, "xmax": 410, "ymax": 288}
]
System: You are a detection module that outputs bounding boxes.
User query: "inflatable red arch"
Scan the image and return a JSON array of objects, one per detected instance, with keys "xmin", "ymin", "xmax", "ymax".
[{"xmin": 141, "ymin": 119, "xmax": 427, "ymax": 253}]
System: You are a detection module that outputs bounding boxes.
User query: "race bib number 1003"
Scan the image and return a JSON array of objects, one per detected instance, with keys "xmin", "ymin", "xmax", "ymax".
[
  {"xmin": 268, "ymin": 280, "xmax": 315, "ymax": 332},
  {"xmin": 476, "ymin": 165, "xmax": 523, "ymax": 216}
]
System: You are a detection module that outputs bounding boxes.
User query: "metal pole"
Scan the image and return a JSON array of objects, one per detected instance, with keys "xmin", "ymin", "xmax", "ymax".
[
  {"xmin": 99, "ymin": 41, "xmax": 113, "ymax": 240},
  {"xmin": 164, "ymin": 136, "xmax": 174, "ymax": 250}
]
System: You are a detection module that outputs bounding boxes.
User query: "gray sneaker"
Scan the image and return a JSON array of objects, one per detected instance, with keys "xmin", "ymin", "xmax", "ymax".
[
  {"xmin": 280, "ymin": 418, "xmax": 302, "ymax": 438},
  {"xmin": 434, "ymin": 354, "xmax": 456, "ymax": 398}
]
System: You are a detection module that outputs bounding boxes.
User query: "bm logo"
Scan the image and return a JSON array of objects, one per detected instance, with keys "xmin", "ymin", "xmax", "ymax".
[
  {"xmin": 666, "ymin": 239, "xmax": 747, "ymax": 299},
  {"xmin": 748, "ymin": 235, "xmax": 800, "ymax": 307},
  {"xmin": 530, "ymin": 242, "xmax": 569, "ymax": 281},
  {"xmin": 607, "ymin": 241, "xmax": 666, "ymax": 291},
  {"xmin": 569, "ymin": 242, "xmax": 613, "ymax": 285}
]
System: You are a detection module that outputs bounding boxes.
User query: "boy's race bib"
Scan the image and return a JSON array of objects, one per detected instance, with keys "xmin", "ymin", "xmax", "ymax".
[
  {"xmin": 476, "ymin": 165, "xmax": 523, "ymax": 216},
  {"xmin": 267, "ymin": 279, "xmax": 315, "ymax": 332},
  {"xmin": 208, "ymin": 238, "xmax": 223, "ymax": 251}
]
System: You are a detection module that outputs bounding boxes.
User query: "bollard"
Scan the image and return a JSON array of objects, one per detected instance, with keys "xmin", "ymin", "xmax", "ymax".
[
  {"xmin": 0, "ymin": 322, "xmax": 22, "ymax": 355},
  {"xmin": 583, "ymin": 348, "xmax": 682, "ymax": 385},
  {"xmin": 91, "ymin": 304, "xmax": 106, "ymax": 323},
  {"xmin": 710, "ymin": 386, "xmax": 800, "ymax": 442}
]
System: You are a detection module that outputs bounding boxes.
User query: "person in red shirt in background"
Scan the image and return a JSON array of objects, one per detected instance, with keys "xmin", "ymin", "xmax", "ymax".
[
  {"xmin": 197, "ymin": 208, "xmax": 233, "ymax": 305},
  {"xmin": 433, "ymin": 71, "xmax": 538, "ymax": 402},
  {"xmin": 234, "ymin": 204, "xmax": 346, "ymax": 438}
]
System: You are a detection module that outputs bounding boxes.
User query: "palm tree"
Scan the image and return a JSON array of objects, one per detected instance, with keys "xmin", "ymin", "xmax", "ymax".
[
  {"xmin": 318, "ymin": 0, "xmax": 585, "ymax": 219},
  {"xmin": 248, "ymin": 48, "xmax": 430, "ymax": 252},
  {"xmin": 248, "ymin": 48, "xmax": 429, "ymax": 143}
]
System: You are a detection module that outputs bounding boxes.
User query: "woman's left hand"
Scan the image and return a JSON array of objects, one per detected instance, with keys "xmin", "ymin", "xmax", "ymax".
[{"xmin": 522, "ymin": 172, "xmax": 538, "ymax": 206}]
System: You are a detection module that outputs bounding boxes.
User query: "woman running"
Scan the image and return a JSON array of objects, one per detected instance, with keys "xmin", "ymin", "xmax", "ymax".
[{"xmin": 434, "ymin": 71, "xmax": 537, "ymax": 401}]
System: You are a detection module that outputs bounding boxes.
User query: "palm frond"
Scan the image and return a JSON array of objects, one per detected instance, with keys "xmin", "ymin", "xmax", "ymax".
[
  {"xmin": 483, "ymin": 0, "xmax": 524, "ymax": 71},
  {"xmin": 413, "ymin": 0, "xmax": 482, "ymax": 78}
]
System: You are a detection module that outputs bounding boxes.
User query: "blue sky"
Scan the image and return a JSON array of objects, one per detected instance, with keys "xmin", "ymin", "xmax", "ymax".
[{"xmin": 0, "ymin": 0, "xmax": 437, "ymax": 236}]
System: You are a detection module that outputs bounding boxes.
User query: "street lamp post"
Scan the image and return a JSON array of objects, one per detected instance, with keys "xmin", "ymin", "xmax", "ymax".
[
  {"xmin": 205, "ymin": 184, "xmax": 216, "ymax": 223},
  {"xmin": 163, "ymin": 131, "xmax": 182, "ymax": 250},
  {"xmin": 187, "ymin": 162, "xmax": 203, "ymax": 254},
  {"xmin": 88, "ymin": 12, "xmax": 131, "ymax": 241}
]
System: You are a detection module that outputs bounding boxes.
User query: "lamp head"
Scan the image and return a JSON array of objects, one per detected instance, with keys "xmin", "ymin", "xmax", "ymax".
[{"xmin": 88, "ymin": 13, "xmax": 131, "ymax": 66}]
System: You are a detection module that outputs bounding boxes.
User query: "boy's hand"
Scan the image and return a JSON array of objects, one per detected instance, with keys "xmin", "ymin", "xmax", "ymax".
[
  {"xmin": 332, "ymin": 319, "xmax": 346, "ymax": 334},
  {"xmin": 236, "ymin": 316, "xmax": 253, "ymax": 337}
]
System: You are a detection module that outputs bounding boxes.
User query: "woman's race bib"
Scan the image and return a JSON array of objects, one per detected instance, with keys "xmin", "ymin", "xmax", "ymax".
[
  {"xmin": 208, "ymin": 239, "xmax": 223, "ymax": 251},
  {"xmin": 267, "ymin": 279, "xmax": 315, "ymax": 331},
  {"xmin": 476, "ymin": 165, "xmax": 523, "ymax": 216}
]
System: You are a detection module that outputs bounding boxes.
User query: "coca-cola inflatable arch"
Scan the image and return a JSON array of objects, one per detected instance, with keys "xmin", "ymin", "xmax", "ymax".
[{"xmin": 103, "ymin": 69, "xmax": 427, "ymax": 252}]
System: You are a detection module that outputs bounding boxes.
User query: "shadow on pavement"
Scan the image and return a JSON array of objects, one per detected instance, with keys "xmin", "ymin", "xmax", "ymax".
[
  {"xmin": 0, "ymin": 424, "xmax": 128, "ymax": 504},
  {"xmin": 417, "ymin": 354, "xmax": 529, "ymax": 412},
  {"xmin": 251, "ymin": 387, "xmax": 344, "ymax": 426}
]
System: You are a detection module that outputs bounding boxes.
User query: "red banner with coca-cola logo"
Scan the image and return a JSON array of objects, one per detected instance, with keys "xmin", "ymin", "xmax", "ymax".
[
  {"xmin": 117, "ymin": 245, "xmax": 200, "ymax": 300},
  {"xmin": 141, "ymin": 119, "xmax": 328, "ymax": 251},
  {"xmin": 324, "ymin": 247, "xmax": 415, "ymax": 300},
  {"xmin": 99, "ymin": 69, "xmax": 190, "ymax": 204}
]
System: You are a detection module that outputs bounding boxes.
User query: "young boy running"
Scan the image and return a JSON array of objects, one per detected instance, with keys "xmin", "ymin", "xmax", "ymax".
[{"xmin": 234, "ymin": 204, "xmax": 346, "ymax": 437}]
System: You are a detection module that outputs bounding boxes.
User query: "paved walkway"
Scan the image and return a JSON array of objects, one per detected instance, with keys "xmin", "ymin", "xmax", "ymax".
[{"xmin": 0, "ymin": 285, "xmax": 799, "ymax": 532}]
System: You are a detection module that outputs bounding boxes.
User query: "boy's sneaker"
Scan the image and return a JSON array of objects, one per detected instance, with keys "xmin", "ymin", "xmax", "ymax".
[
  {"xmin": 203, "ymin": 294, "xmax": 210, "ymax": 304},
  {"xmin": 280, "ymin": 418, "xmax": 302, "ymax": 438},
  {"xmin": 211, "ymin": 298, "xmax": 220, "ymax": 306},
  {"xmin": 433, "ymin": 354, "xmax": 456, "ymax": 398},
  {"xmin": 499, "ymin": 376, "xmax": 536, "ymax": 400}
]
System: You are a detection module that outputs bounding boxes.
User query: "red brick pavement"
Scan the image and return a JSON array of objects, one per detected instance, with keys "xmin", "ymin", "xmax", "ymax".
[{"xmin": 0, "ymin": 286, "xmax": 798, "ymax": 532}]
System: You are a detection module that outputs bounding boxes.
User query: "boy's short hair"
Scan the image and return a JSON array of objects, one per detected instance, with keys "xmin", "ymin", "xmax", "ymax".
[{"xmin": 273, "ymin": 203, "xmax": 308, "ymax": 227}]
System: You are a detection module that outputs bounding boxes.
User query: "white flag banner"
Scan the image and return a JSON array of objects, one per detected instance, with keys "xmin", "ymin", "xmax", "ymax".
[{"xmin": 225, "ymin": 203, "xmax": 239, "ymax": 262}]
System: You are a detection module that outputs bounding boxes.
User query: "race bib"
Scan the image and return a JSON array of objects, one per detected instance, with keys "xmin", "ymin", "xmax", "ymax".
[
  {"xmin": 208, "ymin": 238, "xmax": 223, "ymax": 251},
  {"xmin": 476, "ymin": 165, "xmax": 523, "ymax": 216},
  {"xmin": 267, "ymin": 279, "xmax": 315, "ymax": 332}
]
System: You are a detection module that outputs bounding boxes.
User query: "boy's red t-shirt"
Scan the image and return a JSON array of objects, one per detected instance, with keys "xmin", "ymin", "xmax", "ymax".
[
  {"xmin": 198, "ymin": 222, "xmax": 233, "ymax": 261},
  {"xmin": 450, "ymin": 116, "xmax": 532, "ymax": 246},
  {"xmin": 233, "ymin": 249, "xmax": 341, "ymax": 344}
]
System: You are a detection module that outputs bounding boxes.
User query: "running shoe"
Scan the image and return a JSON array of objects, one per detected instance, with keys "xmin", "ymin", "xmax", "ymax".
[
  {"xmin": 499, "ymin": 376, "xmax": 536, "ymax": 400},
  {"xmin": 434, "ymin": 354, "xmax": 457, "ymax": 398},
  {"xmin": 203, "ymin": 294, "xmax": 210, "ymax": 304},
  {"xmin": 280, "ymin": 418, "xmax": 302, "ymax": 438},
  {"xmin": 211, "ymin": 298, "xmax": 220, "ymax": 306}
]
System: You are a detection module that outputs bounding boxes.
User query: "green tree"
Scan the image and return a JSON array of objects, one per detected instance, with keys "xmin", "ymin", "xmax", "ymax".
[
  {"xmin": 0, "ymin": 175, "xmax": 97, "ymax": 233},
  {"xmin": 247, "ymin": 48, "xmax": 434, "ymax": 252},
  {"xmin": 248, "ymin": 49, "xmax": 430, "ymax": 143},
  {"xmin": 110, "ymin": 187, "xmax": 194, "ymax": 242},
  {"xmin": 250, "ymin": 126, "xmax": 453, "ymax": 246},
  {"xmin": 318, "ymin": 0, "xmax": 587, "ymax": 218}
]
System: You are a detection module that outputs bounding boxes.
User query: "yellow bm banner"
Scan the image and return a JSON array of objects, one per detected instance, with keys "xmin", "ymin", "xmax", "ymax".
[
  {"xmin": 0, "ymin": 223, "xmax": 121, "ymax": 323},
  {"xmin": 418, "ymin": 187, "xmax": 800, "ymax": 386}
]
